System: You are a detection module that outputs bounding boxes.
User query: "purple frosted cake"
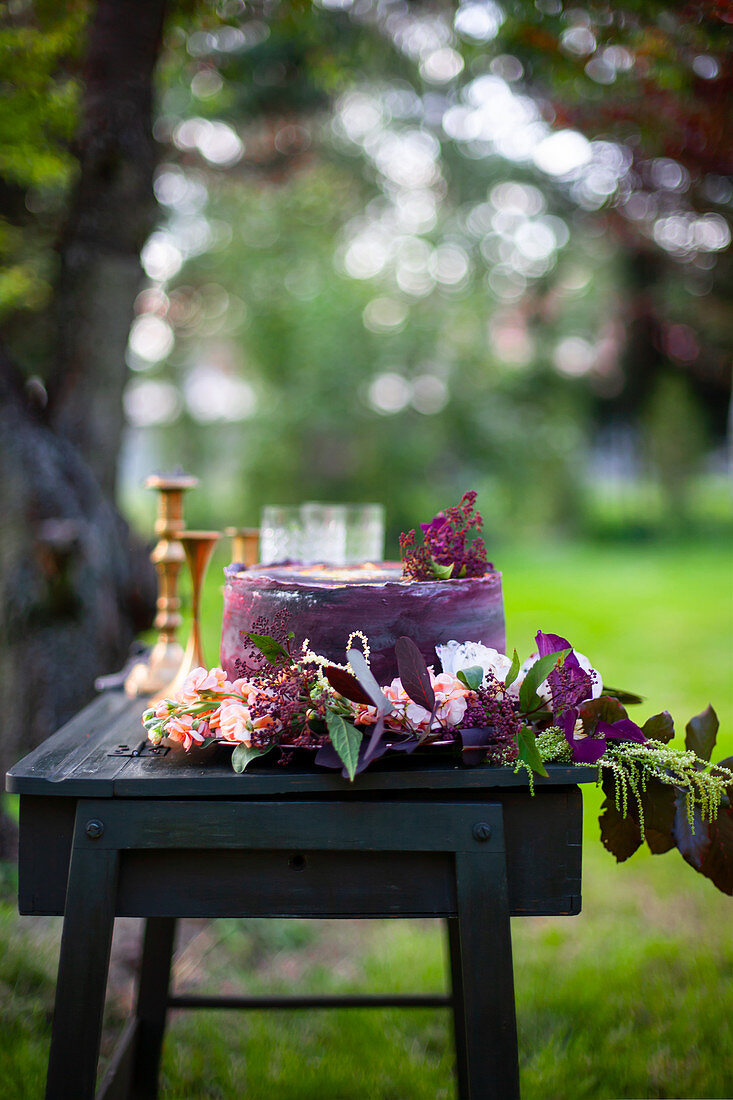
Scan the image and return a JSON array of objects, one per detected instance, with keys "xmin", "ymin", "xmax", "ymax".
[{"xmin": 220, "ymin": 562, "xmax": 505, "ymax": 684}]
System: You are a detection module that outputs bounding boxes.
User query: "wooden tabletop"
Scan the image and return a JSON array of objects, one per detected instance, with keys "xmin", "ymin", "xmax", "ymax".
[{"xmin": 6, "ymin": 691, "xmax": 597, "ymax": 799}]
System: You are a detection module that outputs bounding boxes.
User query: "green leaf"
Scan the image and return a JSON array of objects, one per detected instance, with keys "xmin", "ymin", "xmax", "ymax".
[
  {"xmin": 685, "ymin": 705, "xmax": 718, "ymax": 762},
  {"xmin": 243, "ymin": 632, "xmax": 292, "ymax": 665},
  {"xmin": 504, "ymin": 650, "xmax": 520, "ymax": 689},
  {"xmin": 517, "ymin": 725, "xmax": 548, "ymax": 778},
  {"xmin": 325, "ymin": 709, "xmax": 363, "ymax": 781},
  {"xmin": 518, "ymin": 649, "xmax": 571, "ymax": 714},
  {"xmin": 430, "ymin": 558, "xmax": 454, "ymax": 580},
  {"xmin": 457, "ymin": 665, "xmax": 484, "ymax": 692},
  {"xmin": 231, "ymin": 743, "xmax": 273, "ymax": 773},
  {"xmin": 603, "ymin": 686, "xmax": 644, "ymax": 705},
  {"xmin": 642, "ymin": 711, "xmax": 675, "ymax": 744}
]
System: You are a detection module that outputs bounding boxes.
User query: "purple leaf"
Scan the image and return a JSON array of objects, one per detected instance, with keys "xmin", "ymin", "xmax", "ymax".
[
  {"xmin": 352, "ymin": 738, "xmax": 390, "ymax": 776},
  {"xmin": 599, "ymin": 774, "xmax": 643, "ymax": 862},
  {"xmin": 395, "ymin": 636, "xmax": 436, "ymax": 712},
  {"xmin": 460, "ymin": 727, "xmax": 492, "ymax": 766},
  {"xmin": 685, "ymin": 705, "xmax": 719, "ymax": 762},
  {"xmin": 598, "ymin": 718, "xmax": 647, "ymax": 745},
  {"xmin": 579, "ymin": 696, "xmax": 628, "ymax": 733},
  {"xmin": 603, "ymin": 686, "xmax": 644, "ymax": 706},
  {"xmin": 314, "ymin": 744, "xmax": 344, "ymax": 771},
  {"xmin": 640, "ymin": 779, "xmax": 676, "ymax": 854},
  {"xmin": 361, "ymin": 716, "xmax": 386, "ymax": 768},
  {"xmin": 322, "ymin": 665, "xmax": 374, "ymax": 707},
  {"xmin": 673, "ymin": 791, "xmax": 712, "ymax": 872},
  {"xmin": 704, "ymin": 804, "xmax": 733, "ymax": 896},
  {"xmin": 387, "ymin": 736, "xmax": 421, "ymax": 754},
  {"xmin": 673, "ymin": 758, "xmax": 733, "ymax": 895},
  {"xmin": 641, "ymin": 711, "xmax": 675, "ymax": 744},
  {"xmin": 346, "ymin": 648, "xmax": 393, "ymax": 716}
]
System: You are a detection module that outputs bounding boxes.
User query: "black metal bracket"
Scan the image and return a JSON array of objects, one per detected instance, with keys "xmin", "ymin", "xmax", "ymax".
[{"xmin": 108, "ymin": 740, "xmax": 170, "ymax": 758}]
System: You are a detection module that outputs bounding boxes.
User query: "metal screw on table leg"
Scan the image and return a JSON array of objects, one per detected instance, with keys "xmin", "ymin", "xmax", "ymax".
[
  {"xmin": 472, "ymin": 822, "xmax": 492, "ymax": 842},
  {"xmin": 85, "ymin": 819, "xmax": 105, "ymax": 840}
]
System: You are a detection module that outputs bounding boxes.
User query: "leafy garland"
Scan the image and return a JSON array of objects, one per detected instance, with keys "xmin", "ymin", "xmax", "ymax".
[{"xmin": 143, "ymin": 628, "xmax": 733, "ymax": 896}]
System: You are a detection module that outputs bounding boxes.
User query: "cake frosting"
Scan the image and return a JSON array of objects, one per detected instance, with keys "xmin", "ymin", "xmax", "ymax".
[{"xmin": 220, "ymin": 561, "xmax": 505, "ymax": 684}]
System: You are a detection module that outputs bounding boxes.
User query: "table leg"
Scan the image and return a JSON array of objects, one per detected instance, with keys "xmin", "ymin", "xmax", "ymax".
[
  {"xmin": 130, "ymin": 917, "xmax": 177, "ymax": 1099},
  {"xmin": 446, "ymin": 918, "xmax": 470, "ymax": 1100},
  {"xmin": 453, "ymin": 850, "xmax": 520, "ymax": 1100},
  {"xmin": 45, "ymin": 845, "xmax": 119, "ymax": 1100}
]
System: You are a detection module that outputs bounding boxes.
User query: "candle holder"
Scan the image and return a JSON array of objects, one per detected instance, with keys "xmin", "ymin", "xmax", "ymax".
[
  {"xmin": 225, "ymin": 527, "xmax": 260, "ymax": 567},
  {"xmin": 125, "ymin": 473, "xmax": 198, "ymax": 697},
  {"xmin": 154, "ymin": 530, "xmax": 221, "ymax": 701}
]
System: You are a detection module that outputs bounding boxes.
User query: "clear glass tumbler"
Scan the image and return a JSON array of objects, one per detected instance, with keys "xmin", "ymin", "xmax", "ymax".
[
  {"xmin": 300, "ymin": 502, "xmax": 347, "ymax": 565},
  {"xmin": 343, "ymin": 503, "xmax": 386, "ymax": 564},
  {"xmin": 259, "ymin": 506, "xmax": 303, "ymax": 564}
]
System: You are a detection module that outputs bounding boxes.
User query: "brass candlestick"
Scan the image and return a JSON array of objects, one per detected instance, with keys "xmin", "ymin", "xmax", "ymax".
[
  {"xmin": 125, "ymin": 473, "xmax": 198, "ymax": 697},
  {"xmin": 156, "ymin": 530, "xmax": 221, "ymax": 701},
  {"xmin": 225, "ymin": 526, "xmax": 260, "ymax": 567}
]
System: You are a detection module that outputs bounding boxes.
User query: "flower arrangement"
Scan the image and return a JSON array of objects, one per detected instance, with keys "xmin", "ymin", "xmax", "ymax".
[
  {"xmin": 144, "ymin": 625, "xmax": 733, "ymax": 896},
  {"xmin": 399, "ymin": 490, "xmax": 490, "ymax": 580}
]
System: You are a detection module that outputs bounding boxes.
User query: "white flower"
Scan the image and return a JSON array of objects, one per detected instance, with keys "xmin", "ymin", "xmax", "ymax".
[
  {"xmin": 435, "ymin": 640, "xmax": 513, "ymax": 687},
  {"xmin": 509, "ymin": 654, "xmax": 552, "ymax": 702}
]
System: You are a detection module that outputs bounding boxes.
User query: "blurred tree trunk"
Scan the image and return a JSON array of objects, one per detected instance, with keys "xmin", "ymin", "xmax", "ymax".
[
  {"xmin": 0, "ymin": 0, "xmax": 166, "ymax": 856},
  {"xmin": 617, "ymin": 246, "xmax": 667, "ymax": 417},
  {"xmin": 47, "ymin": 0, "xmax": 167, "ymax": 497}
]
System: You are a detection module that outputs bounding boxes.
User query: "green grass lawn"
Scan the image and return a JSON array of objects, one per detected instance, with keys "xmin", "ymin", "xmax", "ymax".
[{"xmin": 2, "ymin": 539, "xmax": 732, "ymax": 1098}]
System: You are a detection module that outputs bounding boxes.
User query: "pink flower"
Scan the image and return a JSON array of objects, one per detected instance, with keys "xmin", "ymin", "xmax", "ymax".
[
  {"xmin": 382, "ymin": 670, "xmax": 469, "ymax": 733},
  {"xmin": 352, "ymin": 703, "xmax": 378, "ymax": 726},
  {"xmin": 434, "ymin": 694, "xmax": 467, "ymax": 728},
  {"xmin": 176, "ymin": 666, "xmax": 231, "ymax": 705},
  {"xmin": 217, "ymin": 701, "xmax": 253, "ymax": 745},
  {"xmin": 154, "ymin": 698, "xmax": 173, "ymax": 719},
  {"xmin": 383, "ymin": 679, "xmax": 411, "ymax": 707},
  {"xmin": 230, "ymin": 677, "xmax": 258, "ymax": 698},
  {"xmin": 165, "ymin": 714, "xmax": 206, "ymax": 752}
]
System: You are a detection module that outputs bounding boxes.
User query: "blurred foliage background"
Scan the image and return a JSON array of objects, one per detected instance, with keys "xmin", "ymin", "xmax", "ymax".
[
  {"xmin": 1, "ymin": 4, "xmax": 731, "ymax": 1097},
  {"xmin": 1, "ymin": 0, "xmax": 731, "ymax": 547}
]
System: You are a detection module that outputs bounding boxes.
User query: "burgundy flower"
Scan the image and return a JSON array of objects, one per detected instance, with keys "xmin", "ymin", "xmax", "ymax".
[
  {"xmin": 560, "ymin": 708, "xmax": 647, "ymax": 764},
  {"xmin": 535, "ymin": 630, "xmax": 597, "ymax": 716}
]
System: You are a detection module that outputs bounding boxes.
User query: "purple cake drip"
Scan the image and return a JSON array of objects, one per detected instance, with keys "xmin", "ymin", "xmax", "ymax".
[{"xmin": 220, "ymin": 562, "xmax": 506, "ymax": 684}]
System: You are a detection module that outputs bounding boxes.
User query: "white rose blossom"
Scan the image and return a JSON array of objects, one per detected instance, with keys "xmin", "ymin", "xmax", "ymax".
[{"xmin": 435, "ymin": 640, "xmax": 513, "ymax": 688}]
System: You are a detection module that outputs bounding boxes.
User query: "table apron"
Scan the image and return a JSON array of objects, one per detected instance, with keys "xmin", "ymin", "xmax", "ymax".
[
  {"xmin": 72, "ymin": 799, "xmax": 507, "ymax": 854},
  {"xmin": 18, "ymin": 788, "xmax": 583, "ymax": 917}
]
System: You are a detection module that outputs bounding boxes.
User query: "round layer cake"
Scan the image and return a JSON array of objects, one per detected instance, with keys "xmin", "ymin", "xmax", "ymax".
[{"xmin": 220, "ymin": 562, "xmax": 505, "ymax": 685}]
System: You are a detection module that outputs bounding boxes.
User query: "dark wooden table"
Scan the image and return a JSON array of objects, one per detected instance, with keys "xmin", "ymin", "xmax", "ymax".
[{"xmin": 7, "ymin": 692, "xmax": 595, "ymax": 1100}]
